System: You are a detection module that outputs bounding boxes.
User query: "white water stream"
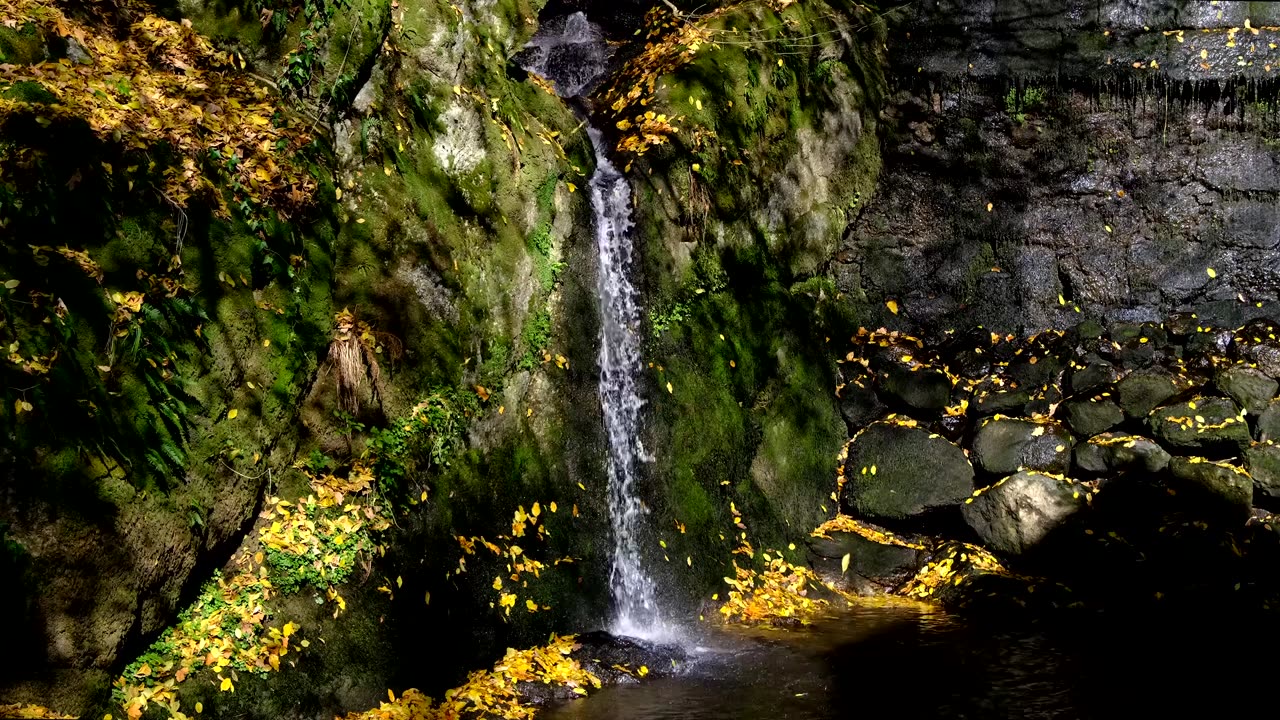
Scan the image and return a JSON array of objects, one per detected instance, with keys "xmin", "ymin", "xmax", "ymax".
[{"xmin": 520, "ymin": 13, "xmax": 669, "ymax": 639}]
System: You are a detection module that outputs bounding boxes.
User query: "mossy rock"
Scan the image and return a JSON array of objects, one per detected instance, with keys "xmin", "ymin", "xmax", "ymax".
[
  {"xmin": 972, "ymin": 389, "xmax": 1033, "ymax": 417},
  {"xmin": 1074, "ymin": 433, "xmax": 1171, "ymax": 474},
  {"xmin": 842, "ymin": 421, "xmax": 974, "ymax": 520},
  {"xmin": 0, "ymin": 23, "xmax": 45, "ymax": 64},
  {"xmin": 1069, "ymin": 360, "xmax": 1120, "ymax": 396},
  {"xmin": 1245, "ymin": 443, "xmax": 1280, "ymax": 500},
  {"xmin": 1148, "ymin": 397, "xmax": 1251, "ymax": 454},
  {"xmin": 1215, "ymin": 365, "xmax": 1278, "ymax": 415},
  {"xmin": 1168, "ymin": 456, "xmax": 1253, "ymax": 522},
  {"xmin": 971, "ymin": 417, "xmax": 1073, "ymax": 476},
  {"xmin": 1258, "ymin": 399, "xmax": 1280, "ymax": 443},
  {"xmin": 962, "ymin": 471, "xmax": 1085, "ymax": 556},
  {"xmin": 1116, "ymin": 367, "xmax": 1184, "ymax": 419},
  {"xmin": 1062, "ymin": 398, "xmax": 1124, "ymax": 437}
]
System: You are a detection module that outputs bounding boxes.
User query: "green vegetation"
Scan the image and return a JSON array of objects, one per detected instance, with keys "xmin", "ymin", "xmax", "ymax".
[{"xmin": 1005, "ymin": 86, "xmax": 1048, "ymax": 124}]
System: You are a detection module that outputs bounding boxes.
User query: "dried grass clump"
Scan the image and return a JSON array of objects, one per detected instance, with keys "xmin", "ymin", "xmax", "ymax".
[{"xmin": 328, "ymin": 309, "xmax": 400, "ymax": 413}]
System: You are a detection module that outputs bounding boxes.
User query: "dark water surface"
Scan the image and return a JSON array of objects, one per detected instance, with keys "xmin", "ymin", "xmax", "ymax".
[{"xmin": 546, "ymin": 599, "xmax": 1271, "ymax": 719}]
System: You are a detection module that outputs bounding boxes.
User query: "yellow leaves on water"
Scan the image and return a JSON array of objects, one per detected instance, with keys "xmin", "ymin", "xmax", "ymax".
[{"xmin": 886, "ymin": 299, "xmax": 900, "ymax": 315}]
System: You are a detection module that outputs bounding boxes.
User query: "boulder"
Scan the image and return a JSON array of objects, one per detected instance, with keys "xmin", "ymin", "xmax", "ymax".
[
  {"xmin": 1115, "ymin": 367, "xmax": 1183, "ymax": 418},
  {"xmin": 961, "ymin": 471, "xmax": 1085, "ymax": 555},
  {"xmin": 972, "ymin": 389, "xmax": 1033, "ymax": 417},
  {"xmin": 1245, "ymin": 443, "xmax": 1280, "ymax": 500},
  {"xmin": 1148, "ymin": 397, "xmax": 1251, "ymax": 453},
  {"xmin": 1215, "ymin": 366, "xmax": 1278, "ymax": 415},
  {"xmin": 1167, "ymin": 456, "xmax": 1253, "ymax": 521},
  {"xmin": 808, "ymin": 525, "xmax": 923, "ymax": 589},
  {"xmin": 1232, "ymin": 319, "xmax": 1280, "ymax": 378},
  {"xmin": 1258, "ymin": 399, "xmax": 1280, "ymax": 442},
  {"xmin": 837, "ymin": 380, "xmax": 886, "ymax": 430},
  {"xmin": 1062, "ymin": 398, "xmax": 1124, "ymax": 437},
  {"xmin": 880, "ymin": 363, "xmax": 952, "ymax": 411},
  {"xmin": 1069, "ymin": 360, "xmax": 1120, "ymax": 396},
  {"xmin": 1074, "ymin": 433, "xmax": 1171, "ymax": 474},
  {"xmin": 842, "ymin": 421, "xmax": 975, "ymax": 519},
  {"xmin": 971, "ymin": 417, "xmax": 1073, "ymax": 476}
]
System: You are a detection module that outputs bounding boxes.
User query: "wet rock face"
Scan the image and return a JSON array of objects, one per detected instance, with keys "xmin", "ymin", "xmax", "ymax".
[
  {"xmin": 518, "ymin": 632, "xmax": 688, "ymax": 707},
  {"xmin": 829, "ymin": 3, "xmax": 1280, "ymax": 334},
  {"xmin": 962, "ymin": 471, "xmax": 1085, "ymax": 556},
  {"xmin": 842, "ymin": 422, "xmax": 975, "ymax": 520},
  {"xmin": 972, "ymin": 417, "xmax": 1073, "ymax": 476}
]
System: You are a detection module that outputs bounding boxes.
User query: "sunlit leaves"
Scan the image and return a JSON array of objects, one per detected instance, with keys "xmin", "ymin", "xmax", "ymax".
[{"xmin": 0, "ymin": 0, "xmax": 316, "ymax": 215}]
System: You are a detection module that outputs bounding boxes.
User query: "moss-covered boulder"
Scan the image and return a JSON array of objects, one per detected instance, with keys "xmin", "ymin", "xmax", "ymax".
[
  {"xmin": 971, "ymin": 417, "xmax": 1073, "ymax": 476},
  {"xmin": 1116, "ymin": 367, "xmax": 1185, "ymax": 419},
  {"xmin": 1062, "ymin": 398, "xmax": 1124, "ymax": 437},
  {"xmin": 1168, "ymin": 456, "xmax": 1253, "ymax": 521},
  {"xmin": 1245, "ymin": 443, "xmax": 1280, "ymax": 500},
  {"xmin": 808, "ymin": 523, "xmax": 924, "ymax": 591},
  {"xmin": 1215, "ymin": 366, "xmax": 1278, "ymax": 415},
  {"xmin": 1148, "ymin": 397, "xmax": 1251, "ymax": 454},
  {"xmin": 1070, "ymin": 360, "xmax": 1120, "ymax": 396},
  {"xmin": 962, "ymin": 471, "xmax": 1085, "ymax": 556},
  {"xmin": 842, "ymin": 421, "xmax": 974, "ymax": 519},
  {"xmin": 1074, "ymin": 433, "xmax": 1171, "ymax": 474}
]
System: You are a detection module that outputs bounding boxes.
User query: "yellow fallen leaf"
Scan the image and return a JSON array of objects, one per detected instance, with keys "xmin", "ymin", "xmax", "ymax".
[
  {"xmin": 425, "ymin": 591, "xmax": 431, "ymax": 605},
  {"xmin": 220, "ymin": 678, "xmax": 234, "ymax": 692},
  {"xmin": 666, "ymin": 381, "xmax": 673, "ymax": 394},
  {"xmin": 841, "ymin": 553, "xmax": 851, "ymax": 574},
  {"xmin": 886, "ymin": 299, "xmax": 900, "ymax": 315},
  {"xmin": 335, "ymin": 188, "xmax": 343, "ymax": 200},
  {"xmin": 986, "ymin": 202, "xmax": 993, "ymax": 212},
  {"xmin": 396, "ymin": 576, "xmax": 403, "ymax": 588},
  {"xmin": 567, "ymin": 182, "xmax": 577, "ymax": 193},
  {"xmin": 550, "ymin": 501, "xmax": 558, "ymax": 513},
  {"xmin": 1207, "ymin": 267, "xmax": 1217, "ymax": 278},
  {"xmin": 227, "ymin": 408, "xmax": 238, "ymax": 419}
]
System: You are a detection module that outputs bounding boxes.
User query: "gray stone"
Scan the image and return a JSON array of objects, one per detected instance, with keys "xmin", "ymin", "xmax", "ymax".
[
  {"xmin": 962, "ymin": 471, "xmax": 1085, "ymax": 555},
  {"xmin": 1215, "ymin": 366, "xmax": 1278, "ymax": 415},
  {"xmin": 1245, "ymin": 443, "xmax": 1280, "ymax": 500},
  {"xmin": 880, "ymin": 364, "xmax": 952, "ymax": 411},
  {"xmin": 1062, "ymin": 398, "xmax": 1124, "ymax": 437},
  {"xmin": 1257, "ymin": 400, "xmax": 1280, "ymax": 443},
  {"xmin": 808, "ymin": 527, "xmax": 923, "ymax": 588},
  {"xmin": 837, "ymin": 381, "xmax": 886, "ymax": 431},
  {"xmin": 1070, "ymin": 360, "xmax": 1120, "ymax": 396},
  {"xmin": 1168, "ymin": 456, "xmax": 1253, "ymax": 521},
  {"xmin": 972, "ymin": 417, "xmax": 1074, "ymax": 476},
  {"xmin": 1074, "ymin": 433, "xmax": 1171, "ymax": 474},
  {"xmin": 843, "ymin": 422, "xmax": 975, "ymax": 520},
  {"xmin": 1234, "ymin": 320, "xmax": 1280, "ymax": 379},
  {"xmin": 1148, "ymin": 397, "xmax": 1251, "ymax": 454}
]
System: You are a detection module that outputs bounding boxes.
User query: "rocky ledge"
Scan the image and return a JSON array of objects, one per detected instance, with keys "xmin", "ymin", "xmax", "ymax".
[{"xmin": 811, "ymin": 316, "xmax": 1280, "ymax": 613}]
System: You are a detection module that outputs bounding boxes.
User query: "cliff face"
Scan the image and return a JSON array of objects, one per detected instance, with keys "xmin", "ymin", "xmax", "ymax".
[{"xmin": 835, "ymin": 0, "xmax": 1280, "ymax": 333}]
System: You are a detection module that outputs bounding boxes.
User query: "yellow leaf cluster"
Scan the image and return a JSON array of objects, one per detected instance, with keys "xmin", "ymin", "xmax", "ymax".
[
  {"xmin": 340, "ymin": 636, "xmax": 602, "ymax": 720},
  {"xmin": 0, "ymin": 0, "xmax": 316, "ymax": 215},
  {"xmin": 0, "ymin": 704, "xmax": 75, "ymax": 719}
]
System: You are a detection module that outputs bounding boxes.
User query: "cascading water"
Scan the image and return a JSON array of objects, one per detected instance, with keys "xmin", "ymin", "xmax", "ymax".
[
  {"xmin": 587, "ymin": 128, "xmax": 667, "ymax": 639},
  {"xmin": 519, "ymin": 13, "xmax": 668, "ymax": 639}
]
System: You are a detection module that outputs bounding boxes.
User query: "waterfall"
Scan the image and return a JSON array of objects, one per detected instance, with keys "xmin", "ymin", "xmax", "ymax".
[
  {"xmin": 587, "ymin": 128, "xmax": 667, "ymax": 639},
  {"xmin": 518, "ymin": 12, "xmax": 667, "ymax": 639}
]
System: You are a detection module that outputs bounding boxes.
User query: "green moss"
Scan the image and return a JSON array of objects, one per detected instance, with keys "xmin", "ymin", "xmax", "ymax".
[{"xmin": 0, "ymin": 24, "xmax": 44, "ymax": 65}]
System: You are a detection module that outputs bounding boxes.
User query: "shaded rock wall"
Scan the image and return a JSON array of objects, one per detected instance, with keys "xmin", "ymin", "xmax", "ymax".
[{"xmin": 833, "ymin": 0, "xmax": 1280, "ymax": 333}]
